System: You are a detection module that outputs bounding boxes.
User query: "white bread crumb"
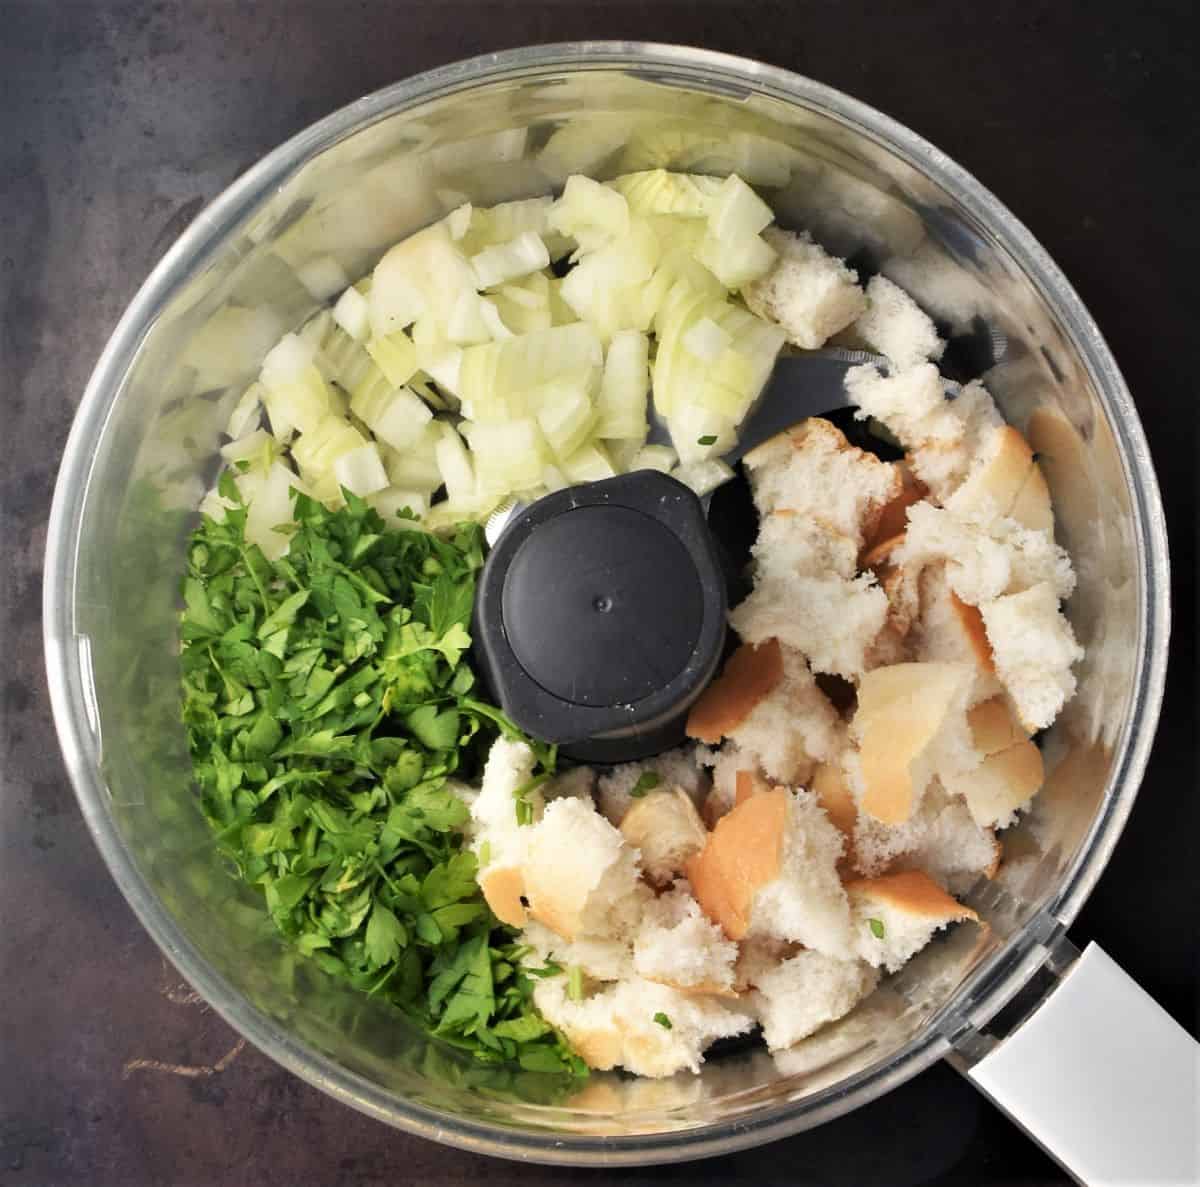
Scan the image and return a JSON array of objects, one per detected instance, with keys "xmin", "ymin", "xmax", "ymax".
[
  {"xmin": 752, "ymin": 950, "xmax": 879, "ymax": 1051},
  {"xmin": 596, "ymin": 747, "xmax": 709, "ymax": 827},
  {"xmin": 620, "ymin": 787, "xmax": 709, "ymax": 886},
  {"xmin": 980, "ymin": 583, "xmax": 1084, "ymax": 731},
  {"xmin": 751, "ymin": 511, "xmax": 859, "ymax": 584},
  {"xmin": 523, "ymin": 798, "xmax": 643, "ymax": 941},
  {"xmin": 850, "ymin": 662, "xmax": 979, "ymax": 826},
  {"xmin": 633, "ymin": 881, "xmax": 739, "ymax": 994},
  {"xmin": 742, "ymin": 228, "xmax": 866, "ymax": 349},
  {"xmin": 846, "ymin": 870, "xmax": 976, "ymax": 973},
  {"xmin": 743, "ymin": 417, "xmax": 901, "ymax": 547},
  {"xmin": 911, "ymin": 564, "xmax": 1003, "ymax": 706},
  {"xmin": 725, "ymin": 644, "xmax": 842, "ymax": 786},
  {"xmin": 899, "ymin": 502, "xmax": 1075, "ymax": 606},
  {"xmin": 852, "ymin": 275, "xmax": 944, "ymax": 370},
  {"xmin": 522, "ymin": 919, "xmax": 635, "ymax": 983},
  {"xmin": 746, "ymin": 790, "xmax": 855, "ymax": 958},
  {"xmin": 532, "ymin": 975, "xmax": 754, "ymax": 1077},
  {"xmin": 730, "ymin": 572, "xmax": 889, "ymax": 681}
]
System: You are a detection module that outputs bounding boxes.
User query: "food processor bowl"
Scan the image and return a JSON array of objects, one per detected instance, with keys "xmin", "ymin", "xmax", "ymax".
[{"xmin": 44, "ymin": 43, "xmax": 1171, "ymax": 1166}]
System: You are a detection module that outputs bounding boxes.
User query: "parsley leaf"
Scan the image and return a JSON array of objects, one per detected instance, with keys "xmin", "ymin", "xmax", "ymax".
[
  {"xmin": 629, "ymin": 771, "xmax": 660, "ymax": 798},
  {"xmin": 653, "ymin": 1012, "xmax": 673, "ymax": 1029},
  {"xmin": 180, "ymin": 492, "xmax": 578, "ymax": 1084},
  {"xmin": 867, "ymin": 918, "xmax": 886, "ymax": 939}
]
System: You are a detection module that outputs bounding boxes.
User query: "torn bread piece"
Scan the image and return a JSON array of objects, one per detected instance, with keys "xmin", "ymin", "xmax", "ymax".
[
  {"xmin": 946, "ymin": 737, "xmax": 1044, "ymax": 829},
  {"xmin": 686, "ymin": 639, "xmax": 785, "ymax": 745},
  {"xmin": 851, "ymin": 662, "xmax": 977, "ymax": 825},
  {"xmin": 733, "ymin": 936, "xmax": 799, "ymax": 993},
  {"xmin": 863, "ymin": 461, "xmax": 928, "ymax": 558},
  {"xmin": 694, "ymin": 643, "xmax": 842, "ymax": 787},
  {"xmin": 811, "ymin": 758, "xmax": 858, "ymax": 843},
  {"xmin": 730, "ymin": 572, "xmax": 889, "ymax": 682},
  {"xmin": 903, "ymin": 793, "xmax": 1001, "ymax": 894},
  {"xmin": 946, "ymin": 424, "xmax": 1053, "ymax": 531},
  {"xmin": 899, "ymin": 501, "xmax": 1075, "ymax": 605},
  {"xmin": 847, "ymin": 362, "xmax": 963, "ymax": 449},
  {"xmin": 980, "ymin": 582, "xmax": 1084, "ymax": 731},
  {"xmin": 849, "ymin": 274, "xmax": 945, "ymax": 371},
  {"xmin": 846, "ymin": 869, "xmax": 978, "ymax": 973},
  {"xmin": 620, "ymin": 786, "xmax": 709, "ymax": 887},
  {"xmin": 700, "ymin": 743, "xmax": 753, "ymax": 826},
  {"xmin": 687, "ymin": 787, "xmax": 854, "ymax": 958},
  {"xmin": 752, "ymin": 950, "xmax": 880, "ymax": 1051},
  {"xmin": 523, "ymin": 797, "xmax": 643, "ymax": 941},
  {"xmin": 522, "ymin": 920, "xmax": 635, "ymax": 983},
  {"xmin": 908, "ymin": 381, "xmax": 1005, "ymax": 500},
  {"xmin": 742, "ymin": 228, "xmax": 867, "ymax": 349},
  {"xmin": 596, "ymin": 746, "xmax": 709, "ymax": 827},
  {"xmin": 910, "ymin": 564, "xmax": 1001, "ymax": 705},
  {"xmin": 633, "ymin": 881, "xmax": 739, "ymax": 995},
  {"xmin": 752, "ymin": 511, "xmax": 860, "ymax": 583},
  {"xmin": 533, "ymin": 975, "xmax": 755, "ymax": 1077},
  {"xmin": 469, "ymin": 737, "xmax": 539, "ymax": 927},
  {"xmin": 743, "ymin": 417, "xmax": 902, "ymax": 547}
]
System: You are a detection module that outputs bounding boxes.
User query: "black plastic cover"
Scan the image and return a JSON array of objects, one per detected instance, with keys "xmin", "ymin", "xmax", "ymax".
[{"xmin": 473, "ymin": 472, "xmax": 727, "ymax": 761}]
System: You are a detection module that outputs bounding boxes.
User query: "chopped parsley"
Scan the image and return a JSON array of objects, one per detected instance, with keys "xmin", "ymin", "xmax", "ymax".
[
  {"xmin": 180, "ymin": 482, "xmax": 580, "ymax": 1081},
  {"xmin": 629, "ymin": 771, "xmax": 661, "ymax": 798},
  {"xmin": 653, "ymin": 1012, "xmax": 673, "ymax": 1030},
  {"xmin": 867, "ymin": 918, "xmax": 886, "ymax": 939},
  {"xmin": 696, "ymin": 435, "xmax": 718, "ymax": 446},
  {"xmin": 567, "ymin": 965, "xmax": 585, "ymax": 1002}
]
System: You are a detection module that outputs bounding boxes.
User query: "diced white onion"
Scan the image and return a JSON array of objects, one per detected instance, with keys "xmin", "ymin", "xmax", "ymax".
[
  {"xmin": 333, "ymin": 286, "xmax": 371, "ymax": 342},
  {"xmin": 682, "ymin": 316, "xmax": 732, "ymax": 362},
  {"xmin": 296, "ymin": 255, "xmax": 351, "ymax": 302},
  {"xmin": 470, "ymin": 231, "xmax": 550, "ymax": 289},
  {"xmin": 334, "ymin": 442, "xmax": 390, "ymax": 497}
]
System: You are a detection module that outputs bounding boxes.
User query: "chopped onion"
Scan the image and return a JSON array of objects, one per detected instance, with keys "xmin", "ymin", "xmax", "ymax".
[
  {"xmin": 333, "ymin": 441, "xmax": 389, "ymax": 497},
  {"xmin": 695, "ymin": 230, "xmax": 777, "ymax": 290},
  {"xmin": 350, "ymin": 385, "xmax": 433, "ymax": 453},
  {"xmin": 226, "ymin": 382, "xmax": 264, "ymax": 440},
  {"xmin": 364, "ymin": 332, "xmax": 418, "ymax": 387},
  {"xmin": 369, "ymin": 486, "xmax": 430, "ymax": 526},
  {"xmin": 630, "ymin": 444, "xmax": 678, "ymax": 473},
  {"xmin": 470, "ymin": 231, "xmax": 550, "ymax": 289},
  {"xmin": 244, "ymin": 461, "xmax": 299, "ymax": 561},
  {"xmin": 560, "ymin": 441, "xmax": 616, "ymax": 484},
  {"xmin": 549, "ymin": 175, "xmax": 630, "ymax": 253},
  {"xmin": 537, "ymin": 387, "xmax": 597, "ymax": 460},
  {"xmin": 607, "ymin": 169, "xmax": 723, "ymax": 217},
  {"xmin": 596, "ymin": 330, "xmax": 649, "ymax": 439},
  {"xmin": 434, "ymin": 424, "xmax": 476, "ymax": 502},
  {"xmin": 333, "ymin": 286, "xmax": 371, "ymax": 341},
  {"xmin": 261, "ymin": 332, "xmax": 318, "ymax": 390},
  {"xmin": 444, "ymin": 202, "xmax": 473, "ymax": 241},
  {"xmin": 707, "ymin": 174, "xmax": 775, "ymax": 242},
  {"xmin": 465, "ymin": 419, "xmax": 545, "ymax": 494},
  {"xmin": 296, "ymin": 255, "xmax": 351, "ymax": 302},
  {"xmin": 682, "ymin": 316, "xmax": 732, "ymax": 362},
  {"xmin": 671, "ymin": 458, "xmax": 735, "ymax": 497}
]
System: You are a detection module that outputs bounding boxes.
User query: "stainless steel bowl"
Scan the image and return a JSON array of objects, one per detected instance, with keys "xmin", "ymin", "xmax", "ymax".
[{"xmin": 44, "ymin": 43, "xmax": 1169, "ymax": 1164}]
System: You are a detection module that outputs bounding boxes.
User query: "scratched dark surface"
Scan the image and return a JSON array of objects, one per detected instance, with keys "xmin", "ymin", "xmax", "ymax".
[{"xmin": 1, "ymin": 2, "xmax": 1196, "ymax": 1184}]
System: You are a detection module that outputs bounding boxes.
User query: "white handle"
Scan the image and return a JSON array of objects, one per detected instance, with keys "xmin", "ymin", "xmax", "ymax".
[{"xmin": 968, "ymin": 942, "xmax": 1199, "ymax": 1185}]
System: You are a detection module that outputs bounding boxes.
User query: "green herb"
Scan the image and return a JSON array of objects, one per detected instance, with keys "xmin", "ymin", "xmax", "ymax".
[
  {"xmin": 513, "ymin": 771, "xmax": 551, "ymax": 826},
  {"xmin": 567, "ymin": 965, "xmax": 584, "ymax": 1002},
  {"xmin": 697, "ymin": 435, "xmax": 717, "ymax": 446},
  {"xmin": 629, "ymin": 771, "xmax": 660, "ymax": 798},
  {"xmin": 653, "ymin": 1012, "xmax": 673, "ymax": 1030},
  {"xmin": 180, "ymin": 486, "xmax": 580, "ymax": 1080},
  {"xmin": 867, "ymin": 918, "xmax": 886, "ymax": 939}
]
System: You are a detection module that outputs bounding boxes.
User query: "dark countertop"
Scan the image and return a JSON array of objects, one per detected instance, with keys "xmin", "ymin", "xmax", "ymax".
[{"xmin": 1, "ymin": 2, "xmax": 1196, "ymax": 1184}]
